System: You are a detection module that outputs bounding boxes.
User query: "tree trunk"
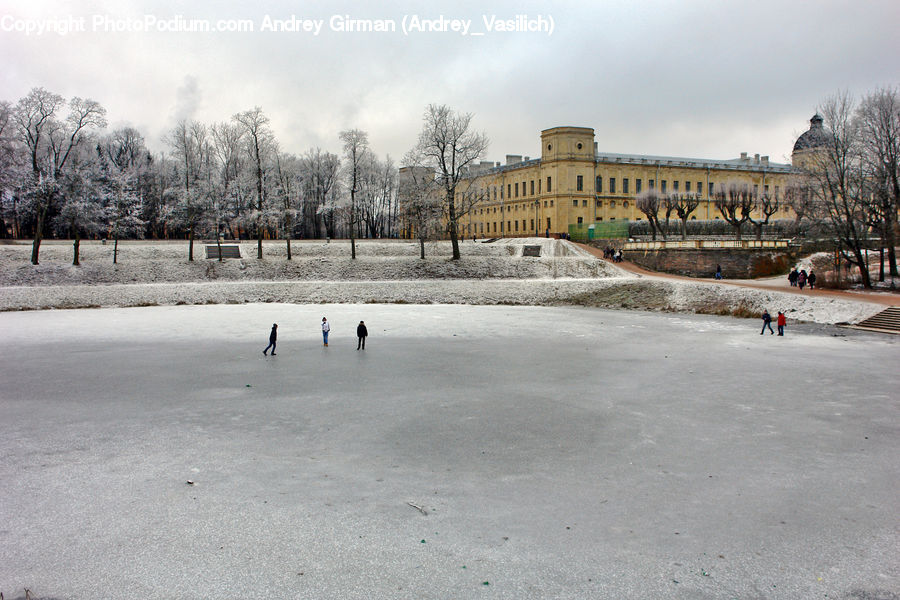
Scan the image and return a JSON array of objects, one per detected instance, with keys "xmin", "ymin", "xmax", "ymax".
[
  {"xmin": 216, "ymin": 235, "xmax": 223, "ymax": 262},
  {"xmin": 350, "ymin": 191, "xmax": 357, "ymax": 260},
  {"xmin": 286, "ymin": 238, "xmax": 292, "ymax": 261},
  {"xmin": 114, "ymin": 235, "xmax": 119, "ymax": 264},
  {"xmin": 72, "ymin": 234, "xmax": 80, "ymax": 266},
  {"xmin": 448, "ymin": 192, "xmax": 460, "ymax": 260},
  {"xmin": 419, "ymin": 237, "xmax": 425, "ymax": 259},
  {"xmin": 681, "ymin": 218, "xmax": 688, "ymax": 241},
  {"xmin": 189, "ymin": 227, "xmax": 195, "ymax": 262},
  {"xmin": 30, "ymin": 209, "xmax": 45, "ymax": 265}
]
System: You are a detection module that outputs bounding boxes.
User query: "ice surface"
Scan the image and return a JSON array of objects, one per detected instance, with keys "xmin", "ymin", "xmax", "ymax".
[{"xmin": 1, "ymin": 304, "xmax": 897, "ymax": 599}]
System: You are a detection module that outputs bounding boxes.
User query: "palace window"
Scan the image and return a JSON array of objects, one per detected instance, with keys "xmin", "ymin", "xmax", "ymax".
[
  {"xmin": 547, "ymin": 176, "xmax": 552, "ymax": 192},
  {"xmin": 577, "ymin": 175, "xmax": 583, "ymax": 191},
  {"xmin": 515, "ymin": 183, "xmax": 519, "ymax": 198},
  {"xmin": 661, "ymin": 180, "xmax": 667, "ymax": 193},
  {"xmin": 764, "ymin": 184, "xmax": 769, "ymax": 196},
  {"xmin": 697, "ymin": 182, "xmax": 702, "ymax": 195},
  {"xmin": 577, "ymin": 216, "xmax": 583, "ymax": 224},
  {"xmin": 610, "ymin": 201, "xmax": 616, "ymax": 208},
  {"xmin": 708, "ymin": 182, "xmax": 715, "ymax": 196},
  {"xmin": 673, "ymin": 180, "xmax": 679, "ymax": 192},
  {"xmin": 623, "ymin": 178, "xmax": 629, "ymax": 194},
  {"xmin": 649, "ymin": 179, "xmax": 655, "ymax": 190},
  {"xmin": 530, "ymin": 180, "xmax": 534, "ymax": 195},
  {"xmin": 530, "ymin": 219, "xmax": 534, "ymax": 230},
  {"xmin": 508, "ymin": 184, "xmax": 511, "ymax": 198},
  {"xmin": 753, "ymin": 184, "xmax": 758, "ymax": 196},
  {"xmin": 623, "ymin": 200, "xmax": 629, "ymax": 208},
  {"xmin": 685, "ymin": 181, "xmax": 691, "ymax": 192},
  {"xmin": 596, "ymin": 176, "xmax": 602, "ymax": 193},
  {"xmin": 636, "ymin": 178, "xmax": 642, "ymax": 194},
  {"xmin": 547, "ymin": 217, "xmax": 551, "ymax": 230},
  {"xmin": 573, "ymin": 199, "xmax": 578, "ymax": 207},
  {"xmin": 596, "ymin": 200, "xmax": 602, "ymax": 207},
  {"xmin": 515, "ymin": 220, "xmax": 519, "ymax": 231},
  {"xmin": 582, "ymin": 199, "xmax": 588, "ymax": 207},
  {"xmin": 609, "ymin": 177, "xmax": 616, "ymax": 194}
]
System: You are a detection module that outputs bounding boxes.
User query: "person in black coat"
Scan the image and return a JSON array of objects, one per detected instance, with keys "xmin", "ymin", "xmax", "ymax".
[
  {"xmin": 357, "ymin": 320, "xmax": 368, "ymax": 350},
  {"xmin": 760, "ymin": 310, "xmax": 774, "ymax": 335},
  {"xmin": 263, "ymin": 323, "xmax": 277, "ymax": 355}
]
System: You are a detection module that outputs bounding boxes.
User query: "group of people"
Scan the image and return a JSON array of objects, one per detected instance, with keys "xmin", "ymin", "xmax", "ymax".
[
  {"xmin": 761, "ymin": 309, "xmax": 788, "ymax": 336},
  {"xmin": 788, "ymin": 267, "xmax": 816, "ymax": 289},
  {"xmin": 603, "ymin": 246, "xmax": 623, "ymax": 262},
  {"xmin": 263, "ymin": 317, "xmax": 369, "ymax": 356}
]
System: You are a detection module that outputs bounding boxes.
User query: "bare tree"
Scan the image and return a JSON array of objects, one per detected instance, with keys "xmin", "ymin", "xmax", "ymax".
[
  {"xmin": 340, "ymin": 129, "xmax": 370, "ymax": 259},
  {"xmin": 669, "ymin": 192, "xmax": 701, "ymax": 240},
  {"xmin": 805, "ymin": 92, "xmax": 874, "ymax": 288},
  {"xmin": 398, "ymin": 158, "xmax": 443, "ymax": 258},
  {"xmin": 413, "ymin": 104, "xmax": 489, "ymax": 260},
  {"xmin": 635, "ymin": 188, "xmax": 664, "ymax": 240},
  {"xmin": 746, "ymin": 191, "xmax": 779, "ymax": 241},
  {"xmin": 857, "ymin": 86, "xmax": 900, "ymax": 279},
  {"xmin": 233, "ymin": 107, "xmax": 275, "ymax": 259},
  {"xmin": 714, "ymin": 181, "xmax": 756, "ymax": 241}
]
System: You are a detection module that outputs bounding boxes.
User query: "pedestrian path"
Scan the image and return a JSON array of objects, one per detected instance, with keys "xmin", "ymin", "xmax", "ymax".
[{"xmin": 574, "ymin": 242, "xmax": 900, "ymax": 308}]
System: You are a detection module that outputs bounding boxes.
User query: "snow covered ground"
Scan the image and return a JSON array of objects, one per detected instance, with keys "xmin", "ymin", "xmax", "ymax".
[
  {"xmin": 0, "ymin": 303, "xmax": 897, "ymax": 599},
  {"xmin": 0, "ymin": 239, "xmax": 889, "ymax": 325}
]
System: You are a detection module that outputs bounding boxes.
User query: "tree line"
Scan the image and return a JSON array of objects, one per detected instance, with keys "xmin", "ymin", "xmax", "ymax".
[{"xmin": 0, "ymin": 88, "xmax": 404, "ymax": 264}]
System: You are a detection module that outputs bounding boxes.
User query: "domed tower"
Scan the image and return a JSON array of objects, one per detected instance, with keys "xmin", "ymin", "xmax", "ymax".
[{"xmin": 791, "ymin": 114, "xmax": 830, "ymax": 168}]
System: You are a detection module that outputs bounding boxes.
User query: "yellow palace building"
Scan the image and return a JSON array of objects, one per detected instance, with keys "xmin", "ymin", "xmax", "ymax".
[{"xmin": 455, "ymin": 125, "xmax": 799, "ymax": 239}]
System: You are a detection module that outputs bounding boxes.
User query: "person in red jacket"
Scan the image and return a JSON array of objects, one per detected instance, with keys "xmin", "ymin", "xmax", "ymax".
[{"xmin": 777, "ymin": 311, "xmax": 787, "ymax": 336}]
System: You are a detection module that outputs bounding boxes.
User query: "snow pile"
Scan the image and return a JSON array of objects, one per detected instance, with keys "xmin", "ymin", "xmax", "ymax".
[{"xmin": 0, "ymin": 239, "xmax": 887, "ymax": 324}]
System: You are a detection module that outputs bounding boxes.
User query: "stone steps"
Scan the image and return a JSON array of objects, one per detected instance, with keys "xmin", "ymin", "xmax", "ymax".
[{"xmin": 849, "ymin": 306, "xmax": 900, "ymax": 334}]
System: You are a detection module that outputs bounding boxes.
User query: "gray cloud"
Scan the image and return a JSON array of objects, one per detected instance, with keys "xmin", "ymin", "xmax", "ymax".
[{"xmin": 1, "ymin": 0, "xmax": 898, "ymax": 165}]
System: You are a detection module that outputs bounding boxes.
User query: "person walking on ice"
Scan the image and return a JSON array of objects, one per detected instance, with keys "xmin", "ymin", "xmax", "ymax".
[
  {"xmin": 777, "ymin": 311, "xmax": 786, "ymax": 336},
  {"xmin": 357, "ymin": 320, "xmax": 368, "ymax": 350},
  {"xmin": 321, "ymin": 317, "xmax": 330, "ymax": 346},
  {"xmin": 263, "ymin": 323, "xmax": 277, "ymax": 355},
  {"xmin": 761, "ymin": 309, "xmax": 774, "ymax": 335}
]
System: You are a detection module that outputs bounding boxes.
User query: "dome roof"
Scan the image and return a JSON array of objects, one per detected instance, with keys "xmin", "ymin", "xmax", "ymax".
[{"xmin": 793, "ymin": 114, "xmax": 830, "ymax": 153}]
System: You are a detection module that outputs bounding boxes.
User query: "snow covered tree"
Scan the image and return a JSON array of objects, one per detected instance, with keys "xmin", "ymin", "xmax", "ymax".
[
  {"xmin": 299, "ymin": 148, "xmax": 340, "ymax": 239},
  {"xmin": 233, "ymin": 107, "xmax": 276, "ymax": 259},
  {"xmin": 13, "ymin": 88, "xmax": 107, "ymax": 264},
  {"xmin": 53, "ymin": 150, "xmax": 105, "ymax": 265},
  {"xmin": 166, "ymin": 120, "xmax": 213, "ymax": 261},
  {"xmin": 273, "ymin": 151, "xmax": 302, "ymax": 259},
  {"xmin": 412, "ymin": 104, "xmax": 489, "ymax": 260},
  {"xmin": 99, "ymin": 129, "xmax": 148, "ymax": 262},
  {"xmin": 340, "ymin": 128, "xmax": 370, "ymax": 259}
]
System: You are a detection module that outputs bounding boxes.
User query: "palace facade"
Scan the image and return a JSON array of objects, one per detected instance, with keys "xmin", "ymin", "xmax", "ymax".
[{"xmin": 447, "ymin": 125, "xmax": 800, "ymax": 238}]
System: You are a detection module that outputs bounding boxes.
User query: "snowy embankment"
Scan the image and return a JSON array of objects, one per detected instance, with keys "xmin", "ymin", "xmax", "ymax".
[{"xmin": 0, "ymin": 238, "xmax": 885, "ymax": 324}]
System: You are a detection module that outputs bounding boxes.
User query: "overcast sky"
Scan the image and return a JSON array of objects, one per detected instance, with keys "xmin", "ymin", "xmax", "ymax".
[{"xmin": 2, "ymin": 0, "xmax": 898, "ymax": 166}]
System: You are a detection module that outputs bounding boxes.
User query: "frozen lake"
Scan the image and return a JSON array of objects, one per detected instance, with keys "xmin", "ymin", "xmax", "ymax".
[{"xmin": 1, "ymin": 304, "xmax": 898, "ymax": 599}]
